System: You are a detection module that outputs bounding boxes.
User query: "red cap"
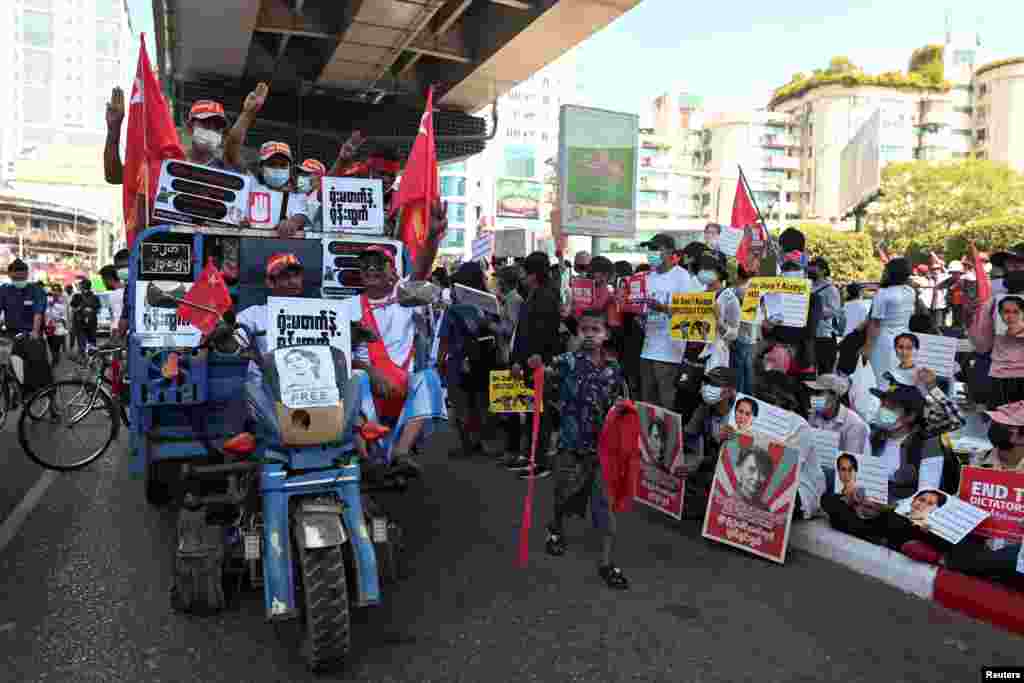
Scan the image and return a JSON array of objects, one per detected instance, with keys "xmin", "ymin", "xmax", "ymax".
[
  {"xmin": 265, "ymin": 252, "xmax": 303, "ymax": 277},
  {"xmin": 300, "ymin": 159, "xmax": 326, "ymax": 176},
  {"xmin": 259, "ymin": 141, "xmax": 293, "ymax": 162},
  {"xmin": 188, "ymin": 100, "xmax": 227, "ymax": 124}
]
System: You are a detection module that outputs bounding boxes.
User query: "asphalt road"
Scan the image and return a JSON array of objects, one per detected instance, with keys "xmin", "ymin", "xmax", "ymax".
[{"xmin": 1, "ymin": 416, "xmax": 1022, "ymax": 682}]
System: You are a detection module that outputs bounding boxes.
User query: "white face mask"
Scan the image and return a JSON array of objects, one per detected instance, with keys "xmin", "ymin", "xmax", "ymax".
[
  {"xmin": 117, "ymin": 268, "xmax": 129, "ymax": 281},
  {"xmin": 697, "ymin": 270, "xmax": 717, "ymax": 286},
  {"xmin": 782, "ymin": 270, "xmax": 804, "ymax": 279},
  {"xmin": 701, "ymin": 384, "xmax": 723, "ymax": 405},
  {"xmin": 810, "ymin": 395, "xmax": 829, "ymax": 414},
  {"xmin": 264, "ymin": 167, "xmax": 290, "ymax": 189},
  {"xmin": 192, "ymin": 127, "xmax": 223, "ymax": 150}
]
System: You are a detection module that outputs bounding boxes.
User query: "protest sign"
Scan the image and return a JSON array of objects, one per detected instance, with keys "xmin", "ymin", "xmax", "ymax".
[
  {"xmin": 670, "ymin": 292, "xmax": 717, "ymax": 343},
  {"xmin": 958, "ymin": 467, "xmax": 1024, "ymax": 541},
  {"xmin": 993, "ymin": 294, "xmax": 1024, "ymax": 338},
  {"xmin": 917, "ymin": 456, "xmax": 944, "ymax": 490},
  {"xmin": 740, "ymin": 277, "xmax": 810, "ymax": 327},
  {"xmin": 913, "ymin": 333, "xmax": 959, "ymax": 378},
  {"xmin": 489, "ymin": 370, "xmax": 541, "ymax": 413},
  {"xmin": 833, "ymin": 452, "xmax": 889, "ymax": 504},
  {"xmin": 471, "ymin": 232, "xmax": 495, "ymax": 263},
  {"xmin": 728, "ymin": 393, "xmax": 803, "ymax": 443},
  {"xmin": 894, "ymin": 488, "xmax": 989, "ymax": 545},
  {"xmin": 246, "ymin": 187, "xmax": 310, "ymax": 231},
  {"xmin": 153, "ymin": 159, "xmax": 250, "ymax": 228},
  {"xmin": 320, "ymin": 237, "xmax": 404, "ymax": 299},
  {"xmin": 140, "ymin": 242, "xmax": 192, "ymax": 278},
  {"xmin": 718, "ymin": 227, "xmax": 744, "ymax": 258},
  {"xmin": 702, "ymin": 432, "xmax": 801, "ymax": 563},
  {"xmin": 620, "ymin": 272, "xmax": 647, "ymax": 314},
  {"xmin": 810, "ymin": 428, "xmax": 840, "ymax": 464},
  {"xmin": 266, "ymin": 297, "xmax": 352, "ymax": 377},
  {"xmin": 635, "ymin": 402, "xmax": 685, "ymax": 519},
  {"xmin": 570, "ymin": 277, "xmax": 596, "ymax": 315},
  {"xmin": 321, "ymin": 177, "xmax": 384, "ymax": 234},
  {"xmin": 274, "ymin": 346, "xmax": 340, "ymax": 409},
  {"xmin": 134, "ymin": 283, "xmax": 202, "ymax": 348},
  {"xmin": 558, "ymin": 105, "xmax": 638, "ymax": 237},
  {"xmin": 453, "ymin": 284, "xmax": 500, "ymax": 317}
]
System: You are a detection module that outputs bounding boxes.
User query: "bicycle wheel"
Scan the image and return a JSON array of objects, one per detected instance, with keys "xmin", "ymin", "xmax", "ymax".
[{"xmin": 19, "ymin": 380, "xmax": 120, "ymax": 471}]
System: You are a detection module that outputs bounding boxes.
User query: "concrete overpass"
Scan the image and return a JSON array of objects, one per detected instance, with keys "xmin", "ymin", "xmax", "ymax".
[{"xmin": 151, "ymin": 0, "xmax": 641, "ymax": 164}]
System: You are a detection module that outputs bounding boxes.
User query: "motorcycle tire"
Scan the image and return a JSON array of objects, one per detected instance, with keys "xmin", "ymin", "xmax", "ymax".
[
  {"xmin": 170, "ymin": 507, "xmax": 227, "ymax": 615},
  {"xmin": 296, "ymin": 541, "xmax": 350, "ymax": 671}
]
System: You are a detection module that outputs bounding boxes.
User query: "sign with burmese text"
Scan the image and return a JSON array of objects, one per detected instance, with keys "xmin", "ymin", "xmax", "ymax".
[
  {"xmin": 321, "ymin": 177, "xmax": 384, "ymax": 234},
  {"xmin": 266, "ymin": 297, "xmax": 352, "ymax": 377}
]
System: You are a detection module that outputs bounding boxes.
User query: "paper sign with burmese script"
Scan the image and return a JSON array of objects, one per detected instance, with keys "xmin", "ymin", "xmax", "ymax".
[
  {"xmin": 670, "ymin": 292, "xmax": 717, "ymax": 343},
  {"xmin": 741, "ymin": 277, "xmax": 810, "ymax": 327}
]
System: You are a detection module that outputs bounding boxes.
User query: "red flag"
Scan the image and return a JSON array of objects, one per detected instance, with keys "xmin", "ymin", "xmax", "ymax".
[
  {"xmin": 123, "ymin": 34, "xmax": 184, "ymax": 248},
  {"xmin": 518, "ymin": 366, "xmax": 545, "ymax": 568},
  {"xmin": 179, "ymin": 259, "xmax": 232, "ymax": 335},
  {"xmin": 731, "ymin": 176, "xmax": 763, "ymax": 272},
  {"xmin": 730, "ymin": 176, "xmax": 759, "ymax": 230},
  {"xmin": 394, "ymin": 87, "xmax": 440, "ymax": 268}
]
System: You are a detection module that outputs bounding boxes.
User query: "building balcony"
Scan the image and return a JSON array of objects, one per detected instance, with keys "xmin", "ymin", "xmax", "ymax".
[
  {"xmin": 763, "ymin": 156, "xmax": 800, "ymax": 171},
  {"xmin": 760, "ymin": 134, "xmax": 799, "ymax": 148}
]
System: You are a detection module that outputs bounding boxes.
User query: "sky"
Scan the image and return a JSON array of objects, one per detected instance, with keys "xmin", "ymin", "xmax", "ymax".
[{"xmin": 125, "ymin": 0, "xmax": 1024, "ymax": 117}]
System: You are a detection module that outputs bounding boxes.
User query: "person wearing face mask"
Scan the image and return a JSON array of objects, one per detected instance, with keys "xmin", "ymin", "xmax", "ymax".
[
  {"xmin": 295, "ymin": 158, "xmax": 327, "ymax": 232},
  {"xmin": 866, "ymin": 385, "xmax": 934, "ymax": 501},
  {"xmin": 941, "ymin": 400, "xmax": 1024, "ymax": 581},
  {"xmin": 246, "ymin": 141, "xmax": 311, "ymax": 238},
  {"xmin": 679, "ymin": 366, "xmax": 738, "ymax": 519},
  {"xmin": 703, "ymin": 223, "xmax": 726, "ymax": 264},
  {"xmin": 636, "ymin": 233, "xmax": 700, "ymax": 409},
  {"xmin": 1, "ymin": 259, "xmax": 53, "ymax": 393},
  {"xmin": 970, "ymin": 242, "xmax": 1024, "ymax": 408},
  {"xmin": 804, "ymin": 375, "xmax": 871, "ymax": 489},
  {"xmin": 867, "ymin": 257, "xmax": 917, "ymax": 386},
  {"xmin": 695, "ymin": 254, "xmax": 739, "ymax": 388}
]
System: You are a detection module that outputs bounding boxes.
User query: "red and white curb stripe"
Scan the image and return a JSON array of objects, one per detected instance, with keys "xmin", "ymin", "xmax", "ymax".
[{"xmin": 791, "ymin": 519, "xmax": 1024, "ymax": 635}]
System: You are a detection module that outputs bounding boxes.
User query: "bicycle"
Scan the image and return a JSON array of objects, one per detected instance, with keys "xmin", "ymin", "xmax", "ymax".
[
  {"xmin": 0, "ymin": 333, "xmax": 45, "ymax": 430},
  {"xmin": 18, "ymin": 343, "xmax": 128, "ymax": 471}
]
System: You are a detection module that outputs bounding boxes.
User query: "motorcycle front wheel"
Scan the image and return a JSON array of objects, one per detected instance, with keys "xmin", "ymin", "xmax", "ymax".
[{"xmin": 295, "ymin": 540, "xmax": 351, "ymax": 671}]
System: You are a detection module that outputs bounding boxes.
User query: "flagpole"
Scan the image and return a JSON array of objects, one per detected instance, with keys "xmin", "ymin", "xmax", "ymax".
[{"xmin": 738, "ymin": 164, "xmax": 779, "ymax": 262}]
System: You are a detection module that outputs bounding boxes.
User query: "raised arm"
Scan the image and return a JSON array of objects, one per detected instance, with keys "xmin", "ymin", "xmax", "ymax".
[
  {"xmin": 224, "ymin": 82, "xmax": 268, "ymax": 170},
  {"xmin": 327, "ymin": 131, "xmax": 366, "ymax": 177},
  {"xmin": 104, "ymin": 87, "xmax": 125, "ymax": 184}
]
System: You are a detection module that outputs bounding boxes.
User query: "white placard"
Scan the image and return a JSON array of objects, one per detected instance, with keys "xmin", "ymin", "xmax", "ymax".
[
  {"xmin": 472, "ymin": 232, "xmax": 495, "ymax": 262},
  {"xmin": 153, "ymin": 159, "xmax": 250, "ymax": 227},
  {"xmin": 274, "ymin": 346, "xmax": 340, "ymax": 409},
  {"xmin": 321, "ymin": 177, "xmax": 384, "ymax": 234},
  {"xmin": 895, "ymin": 489, "xmax": 990, "ymax": 545},
  {"xmin": 917, "ymin": 456, "xmax": 944, "ymax": 490},
  {"xmin": 246, "ymin": 185, "xmax": 310, "ymax": 230},
  {"xmin": 728, "ymin": 393, "xmax": 802, "ymax": 442},
  {"xmin": 947, "ymin": 434, "xmax": 994, "ymax": 454},
  {"xmin": 453, "ymin": 284, "xmax": 500, "ymax": 317},
  {"xmin": 914, "ymin": 333, "xmax": 959, "ymax": 378},
  {"xmin": 266, "ymin": 297, "xmax": 352, "ymax": 377},
  {"xmin": 833, "ymin": 452, "xmax": 889, "ymax": 504},
  {"xmin": 134, "ymin": 283, "xmax": 202, "ymax": 348},
  {"xmin": 810, "ymin": 428, "xmax": 840, "ymax": 464},
  {"xmin": 718, "ymin": 227, "xmax": 744, "ymax": 257}
]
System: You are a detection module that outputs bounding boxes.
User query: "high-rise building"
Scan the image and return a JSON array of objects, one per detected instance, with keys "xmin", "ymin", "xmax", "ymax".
[{"xmin": 0, "ymin": 0, "xmax": 133, "ymax": 271}]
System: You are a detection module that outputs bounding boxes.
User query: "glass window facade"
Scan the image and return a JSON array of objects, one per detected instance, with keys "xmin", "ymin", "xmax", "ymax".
[
  {"xmin": 440, "ymin": 176, "xmax": 466, "ymax": 198},
  {"xmin": 23, "ymin": 11, "xmax": 53, "ymax": 48}
]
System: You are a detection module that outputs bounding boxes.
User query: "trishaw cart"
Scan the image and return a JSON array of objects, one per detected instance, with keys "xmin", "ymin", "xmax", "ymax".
[{"xmin": 126, "ymin": 224, "xmax": 411, "ymax": 671}]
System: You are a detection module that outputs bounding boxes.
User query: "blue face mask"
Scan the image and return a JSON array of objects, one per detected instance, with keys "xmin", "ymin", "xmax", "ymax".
[{"xmin": 263, "ymin": 167, "xmax": 290, "ymax": 189}]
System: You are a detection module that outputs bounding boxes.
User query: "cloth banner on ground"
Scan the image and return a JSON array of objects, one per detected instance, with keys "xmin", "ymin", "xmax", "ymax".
[
  {"xmin": 670, "ymin": 292, "xmax": 717, "ymax": 343},
  {"xmin": 740, "ymin": 277, "xmax": 810, "ymax": 327},
  {"xmin": 702, "ymin": 432, "xmax": 801, "ymax": 564},
  {"xmin": 489, "ymin": 370, "xmax": 541, "ymax": 413},
  {"xmin": 894, "ymin": 488, "xmax": 989, "ymax": 545},
  {"xmin": 265, "ymin": 297, "xmax": 352, "ymax": 377},
  {"xmin": 634, "ymin": 402, "xmax": 685, "ymax": 520},
  {"xmin": 958, "ymin": 467, "xmax": 1024, "ymax": 541}
]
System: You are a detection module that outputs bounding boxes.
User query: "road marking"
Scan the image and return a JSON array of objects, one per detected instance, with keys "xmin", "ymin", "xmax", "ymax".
[{"xmin": 0, "ymin": 470, "xmax": 58, "ymax": 554}]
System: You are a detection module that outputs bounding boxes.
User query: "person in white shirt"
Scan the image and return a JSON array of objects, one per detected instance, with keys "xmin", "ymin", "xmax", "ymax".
[
  {"xmin": 637, "ymin": 233, "xmax": 701, "ymax": 408},
  {"xmin": 236, "ymin": 252, "xmax": 308, "ymax": 382},
  {"xmin": 842, "ymin": 282, "xmax": 871, "ymax": 336},
  {"xmin": 244, "ymin": 141, "xmax": 311, "ymax": 238},
  {"xmin": 98, "ymin": 265, "xmax": 124, "ymax": 326}
]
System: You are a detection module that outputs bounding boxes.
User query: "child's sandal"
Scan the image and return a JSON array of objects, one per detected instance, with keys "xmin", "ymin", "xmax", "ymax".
[{"xmin": 599, "ymin": 564, "xmax": 629, "ymax": 590}]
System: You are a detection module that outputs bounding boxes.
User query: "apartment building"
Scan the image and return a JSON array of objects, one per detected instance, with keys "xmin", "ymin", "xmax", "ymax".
[{"xmin": 973, "ymin": 58, "xmax": 1024, "ymax": 171}]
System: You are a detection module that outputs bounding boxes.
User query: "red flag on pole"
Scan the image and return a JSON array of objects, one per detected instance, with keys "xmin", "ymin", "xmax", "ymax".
[
  {"xmin": 518, "ymin": 366, "xmax": 545, "ymax": 568},
  {"xmin": 393, "ymin": 87, "xmax": 440, "ymax": 268},
  {"xmin": 123, "ymin": 34, "xmax": 184, "ymax": 248},
  {"xmin": 731, "ymin": 176, "xmax": 763, "ymax": 272},
  {"xmin": 178, "ymin": 259, "xmax": 233, "ymax": 335}
]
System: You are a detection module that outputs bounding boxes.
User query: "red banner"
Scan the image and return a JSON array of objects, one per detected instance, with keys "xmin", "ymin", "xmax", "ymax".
[
  {"xmin": 958, "ymin": 467, "xmax": 1024, "ymax": 541},
  {"xmin": 570, "ymin": 277, "xmax": 595, "ymax": 317}
]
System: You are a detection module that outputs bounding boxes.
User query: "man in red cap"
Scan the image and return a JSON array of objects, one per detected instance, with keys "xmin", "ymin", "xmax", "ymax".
[{"xmin": 236, "ymin": 252, "xmax": 307, "ymax": 381}]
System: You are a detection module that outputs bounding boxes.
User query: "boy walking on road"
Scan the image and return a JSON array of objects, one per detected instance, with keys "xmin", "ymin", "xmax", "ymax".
[{"xmin": 526, "ymin": 308, "xmax": 630, "ymax": 589}]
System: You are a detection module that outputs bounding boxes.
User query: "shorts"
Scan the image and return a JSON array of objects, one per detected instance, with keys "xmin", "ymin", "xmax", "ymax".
[{"xmin": 554, "ymin": 449, "xmax": 611, "ymax": 532}]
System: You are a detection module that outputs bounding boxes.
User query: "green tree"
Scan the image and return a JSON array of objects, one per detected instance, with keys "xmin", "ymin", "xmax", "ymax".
[
  {"xmin": 827, "ymin": 56, "xmax": 859, "ymax": 75},
  {"xmin": 908, "ymin": 45, "xmax": 945, "ymax": 84},
  {"xmin": 866, "ymin": 160, "xmax": 1024, "ymax": 256}
]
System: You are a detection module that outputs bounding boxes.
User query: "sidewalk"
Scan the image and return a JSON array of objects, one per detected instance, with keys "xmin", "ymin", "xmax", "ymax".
[{"xmin": 790, "ymin": 519, "xmax": 1024, "ymax": 636}]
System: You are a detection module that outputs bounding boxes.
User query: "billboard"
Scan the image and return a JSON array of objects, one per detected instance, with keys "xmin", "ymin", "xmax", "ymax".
[
  {"xmin": 559, "ymin": 105, "xmax": 639, "ymax": 237},
  {"xmin": 840, "ymin": 109, "xmax": 881, "ymax": 216},
  {"xmin": 496, "ymin": 178, "xmax": 542, "ymax": 220}
]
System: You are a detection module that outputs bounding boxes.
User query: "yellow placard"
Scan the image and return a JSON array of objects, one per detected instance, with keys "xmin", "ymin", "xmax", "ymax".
[
  {"xmin": 489, "ymin": 370, "xmax": 542, "ymax": 413},
  {"xmin": 740, "ymin": 277, "xmax": 811, "ymax": 322},
  {"xmin": 669, "ymin": 292, "xmax": 718, "ymax": 342}
]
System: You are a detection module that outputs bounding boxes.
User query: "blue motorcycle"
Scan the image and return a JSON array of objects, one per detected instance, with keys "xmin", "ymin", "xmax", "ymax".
[{"xmin": 165, "ymin": 297, "xmax": 418, "ymax": 672}]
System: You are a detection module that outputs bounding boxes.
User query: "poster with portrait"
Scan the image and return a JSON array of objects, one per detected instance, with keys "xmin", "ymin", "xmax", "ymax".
[
  {"xmin": 274, "ymin": 346, "xmax": 340, "ymax": 409},
  {"xmin": 635, "ymin": 402, "xmax": 685, "ymax": 519},
  {"xmin": 894, "ymin": 488, "xmax": 989, "ymax": 545},
  {"xmin": 727, "ymin": 393, "xmax": 803, "ymax": 443},
  {"xmin": 669, "ymin": 292, "xmax": 717, "ymax": 343},
  {"xmin": 993, "ymin": 294, "xmax": 1024, "ymax": 338},
  {"xmin": 833, "ymin": 452, "xmax": 889, "ymax": 504},
  {"xmin": 957, "ymin": 467, "xmax": 1024, "ymax": 541},
  {"xmin": 702, "ymin": 432, "xmax": 801, "ymax": 564},
  {"xmin": 134, "ymin": 282, "xmax": 202, "ymax": 348},
  {"xmin": 266, "ymin": 297, "xmax": 352, "ymax": 377}
]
